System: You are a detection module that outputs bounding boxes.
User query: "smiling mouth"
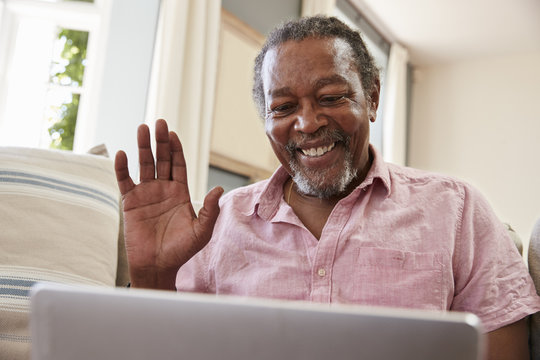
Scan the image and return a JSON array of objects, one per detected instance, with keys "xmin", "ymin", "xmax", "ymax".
[{"xmin": 299, "ymin": 142, "xmax": 336, "ymax": 157}]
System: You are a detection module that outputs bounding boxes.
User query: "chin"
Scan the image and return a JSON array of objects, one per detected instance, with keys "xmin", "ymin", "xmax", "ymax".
[{"xmin": 292, "ymin": 162, "xmax": 357, "ymax": 199}]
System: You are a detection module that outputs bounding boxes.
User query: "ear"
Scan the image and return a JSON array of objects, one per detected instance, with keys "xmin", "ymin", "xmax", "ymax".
[{"xmin": 368, "ymin": 79, "xmax": 381, "ymax": 123}]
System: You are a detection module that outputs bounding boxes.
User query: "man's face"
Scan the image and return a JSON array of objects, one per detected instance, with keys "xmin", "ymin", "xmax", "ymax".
[{"xmin": 262, "ymin": 37, "xmax": 376, "ymax": 198}]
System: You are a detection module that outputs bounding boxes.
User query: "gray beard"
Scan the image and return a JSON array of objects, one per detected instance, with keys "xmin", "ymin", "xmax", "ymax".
[{"xmin": 286, "ymin": 129, "xmax": 357, "ymax": 199}]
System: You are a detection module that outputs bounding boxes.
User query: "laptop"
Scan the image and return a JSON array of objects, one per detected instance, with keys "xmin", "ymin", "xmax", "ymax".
[{"xmin": 30, "ymin": 283, "xmax": 484, "ymax": 360}]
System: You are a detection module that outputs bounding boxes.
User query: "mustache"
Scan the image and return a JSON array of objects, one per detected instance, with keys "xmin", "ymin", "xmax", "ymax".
[{"xmin": 285, "ymin": 128, "xmax": 350, "ymax": 155}]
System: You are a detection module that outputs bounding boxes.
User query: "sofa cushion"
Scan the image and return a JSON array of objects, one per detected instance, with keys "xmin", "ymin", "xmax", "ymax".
[{"xmin": 0, "ymin": 147, "xmax": 121, "ymax": 359}]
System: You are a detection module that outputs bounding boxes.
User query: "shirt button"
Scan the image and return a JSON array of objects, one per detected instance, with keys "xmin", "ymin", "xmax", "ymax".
[{"xmin": 317, "ymin": 268, "xmax": 326, "ymax": 277}]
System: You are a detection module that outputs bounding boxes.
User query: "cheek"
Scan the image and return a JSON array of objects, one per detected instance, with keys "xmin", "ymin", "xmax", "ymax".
[
  {"xmin": 265, "ymin": 118, "xmax": 289, "ymax": 146},
  {"xmin": 344, "ymin": 104, "xmax": 369, "ymax": 132},
  {"xmin": 342, "ymin": 107, "xmax": 370, "ymax": 157},
  {"xmin": 265, "ymin": 119, "xmax": 292, "ymax": 165},
  {"xmin": 350, "ymin": 115, "xmax": 370, "ymax": 147},
  {"xmin": 346, "ymin": 102, "xmax": 372, "ymax": 143},
  {"xmin": 266, "ymin": 134, "xmax": 293, "ymax": 172}
]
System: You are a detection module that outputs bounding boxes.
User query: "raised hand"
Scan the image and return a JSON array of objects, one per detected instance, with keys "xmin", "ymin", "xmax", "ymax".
[{"xmin": 115, "ymin": 119, "xmax": 223, "ymax": 290}]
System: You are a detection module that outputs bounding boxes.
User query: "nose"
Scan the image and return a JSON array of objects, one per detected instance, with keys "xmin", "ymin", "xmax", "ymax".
[{"xmin": 294, "ymin": 100, "xmax": 328, "ymax": 134}]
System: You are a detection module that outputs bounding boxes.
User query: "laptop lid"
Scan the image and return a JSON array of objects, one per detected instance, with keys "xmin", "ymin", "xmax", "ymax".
[{"xmin": 30, "ymin": 283, "xmax": 484, "ymax": 360}]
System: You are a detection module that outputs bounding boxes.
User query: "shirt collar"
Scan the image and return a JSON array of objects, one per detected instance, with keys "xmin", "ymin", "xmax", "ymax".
[
  {"xmin": 250, "ymin": 166, "xmax": 290, "ymax": 221},
  {"xmin": 358, "ymin": 145, "xmax": 391, "ymax": 195},
  {"xmin": 251, "ymin": 144, "xmax": 392, "ymax": 222}
]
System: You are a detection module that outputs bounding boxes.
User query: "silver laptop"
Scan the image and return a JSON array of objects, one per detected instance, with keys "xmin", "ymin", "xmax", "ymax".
[{"xmin": 30, "ymin": 283, "xmax": 484, "ymax": 360}]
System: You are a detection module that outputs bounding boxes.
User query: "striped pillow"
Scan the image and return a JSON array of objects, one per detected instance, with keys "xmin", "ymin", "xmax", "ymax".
[{"xmin": 0, "ymin": 147, "xmax": 121, "ymax": 359}]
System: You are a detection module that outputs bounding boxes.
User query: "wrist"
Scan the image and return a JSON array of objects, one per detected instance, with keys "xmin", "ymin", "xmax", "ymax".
[{"xmin": 128, "ymin": 268, "xmax": 178, "ymax": 291}]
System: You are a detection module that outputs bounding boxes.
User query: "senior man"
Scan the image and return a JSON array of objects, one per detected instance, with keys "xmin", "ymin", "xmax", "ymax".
[{"xmin": 115, "ymin": 16, "xmax": 540, "ymax": 359}]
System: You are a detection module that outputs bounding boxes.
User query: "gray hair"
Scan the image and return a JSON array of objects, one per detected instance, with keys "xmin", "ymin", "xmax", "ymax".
[{"xmin": 252, "ymin": 15, "xmax": 380, "ymax": 119}]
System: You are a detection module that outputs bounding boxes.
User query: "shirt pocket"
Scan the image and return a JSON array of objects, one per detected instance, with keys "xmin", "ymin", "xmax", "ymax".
[{"xmin": 348, "ymin": 247, "xmax": 445, "ymax": 310}]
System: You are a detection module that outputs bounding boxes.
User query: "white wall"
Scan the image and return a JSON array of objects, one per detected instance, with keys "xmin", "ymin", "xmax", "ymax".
[{"xmin": 409, "ymin": 51, "xmax": 540, "ymax": 251}]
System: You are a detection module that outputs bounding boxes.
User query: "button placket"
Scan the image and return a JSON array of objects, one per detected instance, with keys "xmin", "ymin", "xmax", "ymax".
[{"xmin": 310, "ymin": 199, "xmax": 355, "ymax": 303}]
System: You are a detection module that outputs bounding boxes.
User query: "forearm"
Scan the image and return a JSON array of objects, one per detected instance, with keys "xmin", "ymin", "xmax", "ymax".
[{"xmin": 486, "ymin": 318, "xmax": 529, "ymax": 360}]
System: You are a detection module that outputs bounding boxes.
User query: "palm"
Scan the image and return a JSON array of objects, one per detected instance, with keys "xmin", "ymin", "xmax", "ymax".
[
  {"xmin": 115, "ymin": 120, "xmax": 222, "ymax": 289},
  {"xmin": 122, "ymin": 181, "xmax": 193, "ymax": 269}
]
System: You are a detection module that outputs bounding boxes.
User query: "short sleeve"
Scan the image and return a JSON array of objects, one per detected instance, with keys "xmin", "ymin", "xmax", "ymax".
[{"xmin": 451, "ymin": 184, "xmax": 540, "ymax": 332}]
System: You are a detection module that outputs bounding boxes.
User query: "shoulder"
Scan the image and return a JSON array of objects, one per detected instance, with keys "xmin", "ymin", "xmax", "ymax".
[
  {"xmin": 387, "ymin": 163, "xmax": 465, "ymax": 189},
  {"xmin": 385, "ymin": 163, "xmax": 478, "ymax": 202},
  {"xmin": 383, "ymin": 163, "xmax": 499, "ymax": 228}
]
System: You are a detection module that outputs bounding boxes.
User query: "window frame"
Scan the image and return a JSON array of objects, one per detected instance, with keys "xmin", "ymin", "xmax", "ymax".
[
  {"xmin": 0, "ymin": 0, "xmax": 161, "ymax": 173},
  {"xmin": 334, "ymin": 0, "xmax": 391, "ymax": 154}
]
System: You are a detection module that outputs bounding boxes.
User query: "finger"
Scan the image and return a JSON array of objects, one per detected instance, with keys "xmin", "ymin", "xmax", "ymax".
[
  {"xmin": 137, "ymin": 124, "xmax": 155, "ymax": 182},
  {"xmin": 199, "ymin": 187, "xmax": 224, "ymax": 218},
  {"xmin": 192, "ymin": 186, "xmax": 224, "ymax": 249},
  {"xmin": 114, "ymin": 150, "xmax": 135, "ymax": 195},
  {"xmin": 155, "ymin": 119, "xmax": 171, "ymax": 180},
  {"xmin": 169, "ymin": 131, "xmax": 188, "ymax": 186}
]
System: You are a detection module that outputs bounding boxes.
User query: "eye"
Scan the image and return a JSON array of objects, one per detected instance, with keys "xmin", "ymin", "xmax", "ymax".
[
  {"xmin": 320, "ymin": 94, "xmax": 346, "ymax": 106},
  {"xmin": 271, "ymin": 102, "xmax": 297, "ymax": 116}
]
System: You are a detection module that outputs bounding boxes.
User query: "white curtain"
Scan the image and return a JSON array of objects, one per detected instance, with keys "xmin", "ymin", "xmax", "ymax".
[
  {"xmin": 381, "ymin": 42, "xmax": 409, "ymax": 166},
  {"xmin": 301, "ymin": 0, "xmax": 336, "ymax": 16},
  {"xmin": 145, "ymin": 0, "xmax": 221, "ymax": 201}
]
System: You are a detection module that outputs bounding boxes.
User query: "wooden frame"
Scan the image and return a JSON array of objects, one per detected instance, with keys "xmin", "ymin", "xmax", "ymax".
[
  {"xmin": 210, "ymin": 151, "xmax": 273, "ymax": 183},
  {"xmin": 221, "ymin": 8, "xmax": 265, "ymax": 45}
]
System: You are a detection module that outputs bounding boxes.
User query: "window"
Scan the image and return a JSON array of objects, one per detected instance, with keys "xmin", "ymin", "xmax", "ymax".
[
  {"xmin": 47, "ymin": 28, "xmax": 89, "ymax": 150},
  {"xmin": 334, "ymin": 0, "xmax": 390, "ymax": 152},
  {"xmin": 0, "ymin": 0, "xmax": 100, "ymax": 150},
  {"xmin": 207, "ymin": 165, "xmax": 250, "ymax": 194},
  {"xmin": 0, "ymin": 0, "xmax": 161, "ymax": 168}
]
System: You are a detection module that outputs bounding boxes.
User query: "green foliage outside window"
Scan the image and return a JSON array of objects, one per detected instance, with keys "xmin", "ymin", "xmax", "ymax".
[
  {"xmin": 49, "ymin": 93, "xmax": 80, "ymax": 150},
  {"xmin": 48, "ymin": 29, "xmax": 88, "ymax": 150}
]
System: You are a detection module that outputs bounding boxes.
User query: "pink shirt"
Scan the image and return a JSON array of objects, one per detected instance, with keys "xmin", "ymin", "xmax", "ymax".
[{"xmin": 177, "ymin": 146, "xmax": 540, "ymax": 332}]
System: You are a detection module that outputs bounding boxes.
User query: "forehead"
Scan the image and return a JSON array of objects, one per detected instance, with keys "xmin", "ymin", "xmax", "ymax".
[{"xmin": 261, "ymin": 37, "xmax": 358, "ymax": 92}]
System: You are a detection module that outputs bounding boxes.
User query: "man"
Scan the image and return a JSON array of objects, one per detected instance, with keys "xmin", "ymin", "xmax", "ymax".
[{"xmin": 115, "ymin": 16, "xmax": 540, "ymax": 359}]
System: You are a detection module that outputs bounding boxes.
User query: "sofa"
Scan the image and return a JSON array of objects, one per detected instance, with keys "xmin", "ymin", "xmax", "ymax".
[{"xmin": 0, "ymin": 145, "xmax": 129, "ymax": 360}]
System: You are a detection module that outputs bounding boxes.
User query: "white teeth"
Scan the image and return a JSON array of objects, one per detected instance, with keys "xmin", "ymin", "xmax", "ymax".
[{"xmin": 301, "ymin": 142, "xmax": 335, "ymax": 157}]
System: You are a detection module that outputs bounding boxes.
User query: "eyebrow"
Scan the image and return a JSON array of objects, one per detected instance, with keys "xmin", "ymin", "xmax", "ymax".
[
  {"xmin": 312, "ymin": 74, "xmax": 349, "ymax": 90},
  {"xmin": 268, "ymin": 87, "xmax": 293, "ymax": 98},
  {"xmin": 267, "ymin": 74, "xmax": 349, "ymax": 98}
]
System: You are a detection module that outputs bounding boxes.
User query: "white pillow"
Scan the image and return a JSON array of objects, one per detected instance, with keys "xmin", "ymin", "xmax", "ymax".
[{"xmin": 0, "ymin": 147, "xmax": 121, "ymax": 359}]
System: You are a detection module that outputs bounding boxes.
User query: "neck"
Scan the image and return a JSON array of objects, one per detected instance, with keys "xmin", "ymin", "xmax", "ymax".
[{"xmin": 283, "ymin": 151, "xmax": 373, "ymax": 240}]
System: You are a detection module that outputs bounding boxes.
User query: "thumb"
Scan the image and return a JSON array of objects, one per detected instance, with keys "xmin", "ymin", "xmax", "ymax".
[{"xmin": 192, "ymin": 186, "xmax": 224, "ymax": 247}]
